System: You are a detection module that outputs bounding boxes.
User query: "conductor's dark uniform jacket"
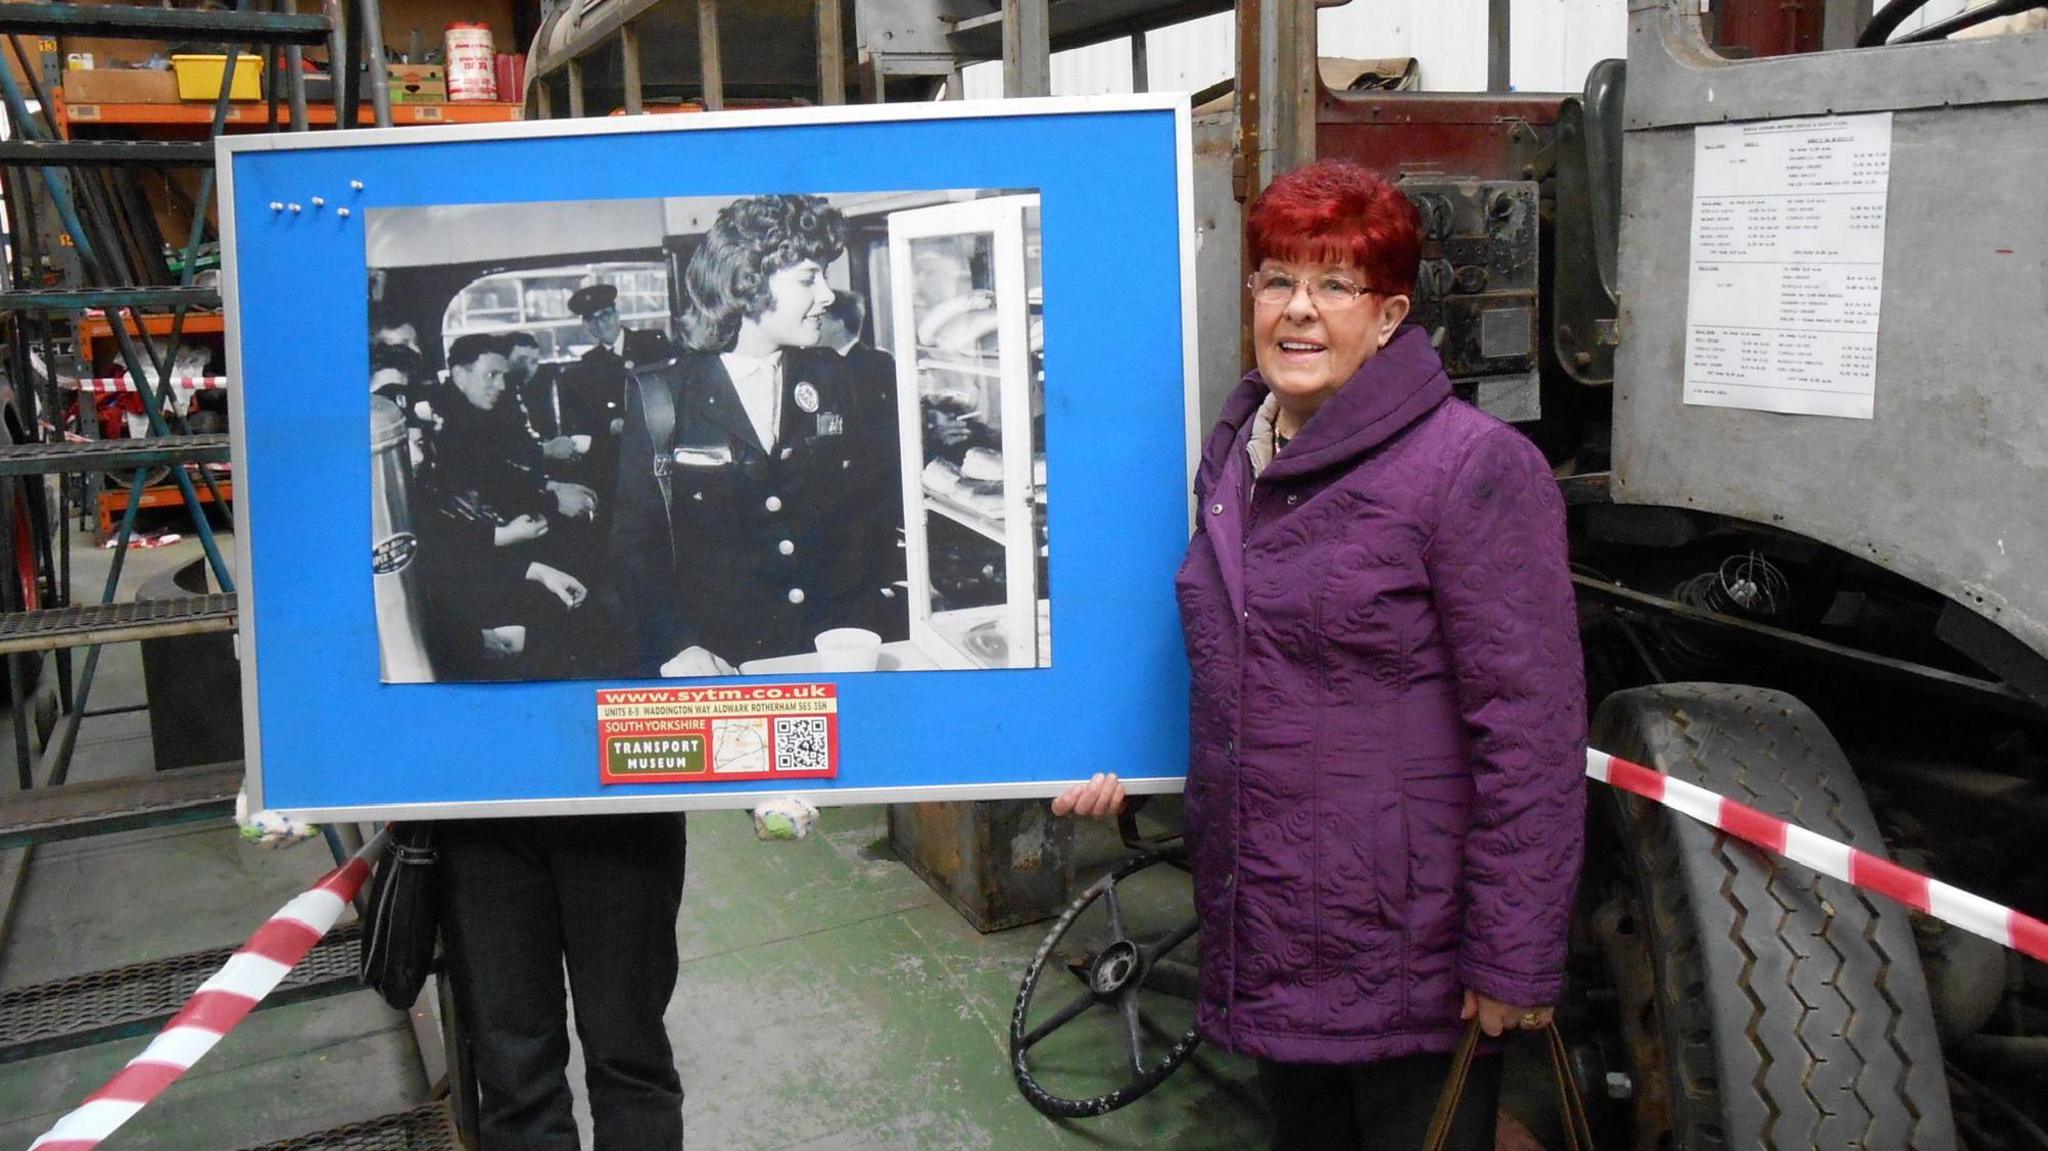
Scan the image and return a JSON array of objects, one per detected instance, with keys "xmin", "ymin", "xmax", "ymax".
[
  {"xmin": 412, "ymin": 384, "xmax": 567, "ymax": 678},
  {"xmin": 552, "ymin": 328, "xmax": 673, "ymax": 443},
  {"xmin": 609, "ymin": 346, "xmax": 907, "ymax": 673},
  {"xmin": 541, "ymin": 328, "xmax": 672, "ymax": 504}
]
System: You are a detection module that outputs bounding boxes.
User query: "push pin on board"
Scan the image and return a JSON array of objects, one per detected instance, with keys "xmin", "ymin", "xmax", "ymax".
[
  {"xmin": 350, "ymin": 180, "xmax": 365, "ymax": 191},
  {"xmin": 269, "ymin": 201, "xmax": 284, "ymax": 212},
  {"xmin": 311, "ymin": 196, "xmax": 325, "ymax": 208},
  {"xmin": 337, "ymin": 208, "xmax": 351, "ymax": 219},
  {"xmin": 288, "ymin": 203, "xmax": 303, "ymax": 214}
]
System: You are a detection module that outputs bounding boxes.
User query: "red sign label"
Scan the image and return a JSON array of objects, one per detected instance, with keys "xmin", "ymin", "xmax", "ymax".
[{"xmin": 596, "ymin": 684, "xmax": 839, "ymax": 784}]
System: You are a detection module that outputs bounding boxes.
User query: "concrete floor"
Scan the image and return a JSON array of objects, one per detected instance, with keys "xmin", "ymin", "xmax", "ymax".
[{"xmin": 0, "ymin": 527, "xmax": 1268, "ymax": 1149}]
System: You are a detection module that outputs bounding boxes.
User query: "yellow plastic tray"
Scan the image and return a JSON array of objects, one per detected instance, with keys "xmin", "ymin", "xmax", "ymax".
[{"xmin": 171, "ymin": 54, "xmax": 264, "ymax": 101}]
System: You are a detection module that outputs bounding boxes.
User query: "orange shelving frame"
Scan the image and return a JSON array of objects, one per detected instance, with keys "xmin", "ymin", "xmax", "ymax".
[
  {"xmin": 98, "ymin": 478, "xmax": 234, "ymax": 539},
  {"xmin": 80, "ymin": 313, "xmax": 226, "ymax": 341},
  {"xmin": 53, "ymin": 89, "xmax": 522, "ymax": 130}
]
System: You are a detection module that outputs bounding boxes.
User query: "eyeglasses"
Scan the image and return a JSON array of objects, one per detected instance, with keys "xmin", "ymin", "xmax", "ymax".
[{"xmin": 1246, "ymin": 270, "xmax": 1384, "ymax": 308}]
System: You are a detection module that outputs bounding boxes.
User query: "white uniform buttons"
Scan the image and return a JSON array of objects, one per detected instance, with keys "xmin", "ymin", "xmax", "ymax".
[
  {"xmin": 787, "ymin": 588, "xmax": 806, "ymax": 604},
  {"xmin": 778, "ymin": 540, "xmax": 795, "ymax": 555},
  {"xmin": 764, "ymin": 496, "xmax": 784, "ymax": 512}
]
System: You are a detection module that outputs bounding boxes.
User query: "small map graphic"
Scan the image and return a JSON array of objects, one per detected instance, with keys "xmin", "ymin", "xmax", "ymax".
[{"xmin": 711, "ymin": 717, "xmax": 770, "ymax": 774}]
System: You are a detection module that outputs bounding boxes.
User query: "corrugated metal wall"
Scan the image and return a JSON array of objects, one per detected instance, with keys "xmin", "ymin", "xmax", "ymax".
[
  {"xmin": 959, "ymin": 0, "xmax": 1630, "ymax": 100},
  {"xmin": 958, "ymin": 0, "xmax": 2023, "ymax": 101}
]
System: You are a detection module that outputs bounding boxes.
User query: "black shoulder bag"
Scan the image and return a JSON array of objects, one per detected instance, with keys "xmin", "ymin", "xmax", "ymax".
[{"xmin": 359, "ymin": 822, "xmax": 440, "ymax": 1010}]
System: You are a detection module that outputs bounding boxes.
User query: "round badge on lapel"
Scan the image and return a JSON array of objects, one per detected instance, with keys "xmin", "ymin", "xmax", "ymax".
[{"xmin": 793, "ymin": 382, "xmax": 821, "ymax": 413}]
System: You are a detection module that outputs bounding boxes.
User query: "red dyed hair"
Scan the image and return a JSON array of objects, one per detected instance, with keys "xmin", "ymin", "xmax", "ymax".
[{"xmin": 1246, "ymin": 160, "xmax": 1422, "ymax": 298}]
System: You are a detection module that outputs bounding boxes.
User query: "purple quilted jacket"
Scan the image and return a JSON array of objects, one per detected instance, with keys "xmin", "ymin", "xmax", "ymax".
[{"xmin": 1175, "ymin": 325, "xmax": 1587, "ymax": 1065}]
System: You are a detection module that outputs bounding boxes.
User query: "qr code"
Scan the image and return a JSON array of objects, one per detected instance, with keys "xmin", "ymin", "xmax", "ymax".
[{"xmin": 773, "ymin": 717, "xmax": 832, "ymax": 774}]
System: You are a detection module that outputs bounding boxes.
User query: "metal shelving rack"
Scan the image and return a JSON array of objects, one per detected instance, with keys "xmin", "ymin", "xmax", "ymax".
[{"xmin": 0, "ymin": 4, "xmax": 459, "ymax": 1148}]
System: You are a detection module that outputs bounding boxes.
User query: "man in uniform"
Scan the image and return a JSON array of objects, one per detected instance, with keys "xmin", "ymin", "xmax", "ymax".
[
  {"xmin": 412, "ymin": 334, "xmax": 597, "ymax": 680},
  {"xmin": 504, "ymin": 331, "xmax": 582, "ymax": 467},
  {"xmin": 608, "ymin": 342, "xmax": 908, "ymax": 677},
  {"xmin": 817, "ymin": 289, "xmax": 898, "ymax": 428},
  {"xmin": 572, "ymin": 282, "xmax": 672, "ymax": 595},
  {"xmin": 574, "ymin": 281, "xmax": 673, "ymax": 374},
  {"xmin": 563, "ymin": 283, "xmax": 673, "ymax": 439},
  {"xmin": 429, "ymin": 335, "xmax": 597, "ymax": 529}
]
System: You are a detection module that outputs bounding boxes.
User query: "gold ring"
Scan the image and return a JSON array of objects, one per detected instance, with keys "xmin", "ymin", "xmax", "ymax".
[{"xmin": 1521, "ymin": 1011, "xmax": 1543, "ymax": 1028}]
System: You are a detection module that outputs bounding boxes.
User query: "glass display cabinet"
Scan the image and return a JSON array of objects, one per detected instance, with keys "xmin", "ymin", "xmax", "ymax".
[{"xmin": 887, "ymin": 193, "xmax": 1049, "ymax": 670}]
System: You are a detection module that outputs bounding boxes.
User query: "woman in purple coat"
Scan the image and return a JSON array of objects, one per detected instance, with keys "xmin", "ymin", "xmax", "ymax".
[{"xmin": 1056, "ymin": 160, "xmax": 1587, "ymax": 1149}]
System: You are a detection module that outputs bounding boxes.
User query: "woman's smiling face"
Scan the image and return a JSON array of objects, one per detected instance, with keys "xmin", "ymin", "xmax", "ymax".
[
  {"xmin": 752, "ymin": 259, "xmax": 836, "ymax": 349},
  {"xmin": 1251, "ymin": 258, "xmax": 1407, "ymax": 415}
]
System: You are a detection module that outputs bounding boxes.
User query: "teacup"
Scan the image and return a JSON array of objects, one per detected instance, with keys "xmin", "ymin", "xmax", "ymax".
[{"xmin": 814, "ymin": 627, "xmax": 883, "ymax": 673}]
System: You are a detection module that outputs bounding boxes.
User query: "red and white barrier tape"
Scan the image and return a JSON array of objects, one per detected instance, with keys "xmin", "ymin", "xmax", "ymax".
[
  {"xmin": 25, "ymin": 753, "xmax": 2048, "ymax": 1146},
  {"xmin": 27, "ymin": 829, "xmax": 389, "ymax": 1151},
  {"xmin": 1589, "ymin": 750, "xmax": 2048, "ymax": 965},
  {"xmin": 68, "ymin": 376, "xmax": 229, "ymax": 395}
]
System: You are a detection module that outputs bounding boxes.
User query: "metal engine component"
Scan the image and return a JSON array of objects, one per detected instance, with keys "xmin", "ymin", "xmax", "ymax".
[
  {"xmin": 1398, "ymin": 178, "xmax": 1542, "ymax": 423},
  {"xmin": 1661, "ymin": 551, "xmax": 1793, "ymax": 672}
]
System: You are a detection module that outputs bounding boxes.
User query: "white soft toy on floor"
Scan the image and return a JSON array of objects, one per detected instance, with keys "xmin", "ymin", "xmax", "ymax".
[
  {"xmin": 234, "ymin": 786, "xmax": 319, "ymax": 847},
  {"xmin": 751, "ymin": 797, "xmax": 819, "ymax": 841}
]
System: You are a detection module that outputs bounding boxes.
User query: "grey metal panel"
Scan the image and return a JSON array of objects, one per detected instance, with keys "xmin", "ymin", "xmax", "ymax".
[
  {"xmin": 1624, "ymin": 0, "xmax": 2048, "ymax": 129},
  {"xmin": 1612, "ymin": 28, "xmax": 2048, "ymax": 662},
  {"xmin": 856, "ymin": 0, "xmax": 997, "ymax": 64},
  {"xmin": 1821, "ymin": 0, "xmax": 1872, "ymax": 52}
]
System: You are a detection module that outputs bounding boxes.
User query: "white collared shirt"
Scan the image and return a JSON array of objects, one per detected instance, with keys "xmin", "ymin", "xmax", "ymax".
[{"xmin": 719, "ymin": 350, "xmax": 783, "ymax": 450}]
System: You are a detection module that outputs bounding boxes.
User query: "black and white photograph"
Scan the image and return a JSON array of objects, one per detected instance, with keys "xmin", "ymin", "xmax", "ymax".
[{"xmin": 366, "ymin": 189, "xmax": 1050, "ymax": 684}]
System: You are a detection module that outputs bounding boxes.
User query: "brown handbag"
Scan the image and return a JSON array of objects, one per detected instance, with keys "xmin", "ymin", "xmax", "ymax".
[{"xmin": 1423, "ymin": 1020, "xmax": 1597, "ymax": 1151}]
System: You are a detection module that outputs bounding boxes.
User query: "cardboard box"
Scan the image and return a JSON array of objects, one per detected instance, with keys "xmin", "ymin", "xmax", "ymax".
[
  {"xmin": 63, "ymin": 69, "xmax": 181, "ymax": 105},
  {"xmin": 388, "ymin": 64, "xmax": 445, "ymax": 86},
  {"xmin": 388, "ymin": 64, "xmax": 447, "ymax": 105},
  {"xmin": 390, "ymin": 81, "xmax": 448, "ymax": 104}
]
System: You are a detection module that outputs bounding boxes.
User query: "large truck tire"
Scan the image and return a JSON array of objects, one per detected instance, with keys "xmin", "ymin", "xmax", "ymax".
[{"xmin": 1592, "ymin": 683, "xmax": 1957, "ymax": 1151}]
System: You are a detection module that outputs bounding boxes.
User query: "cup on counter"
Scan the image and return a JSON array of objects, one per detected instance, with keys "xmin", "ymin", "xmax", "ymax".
[{"xmin": 814, "ymin": 627, "xmax": 882, "ymax": 672}]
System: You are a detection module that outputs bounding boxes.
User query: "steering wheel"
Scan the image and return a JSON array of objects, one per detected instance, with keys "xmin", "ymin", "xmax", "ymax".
[{"xmin": 1009, "ymin": 845, "xmax": 1204, "ymax": 1119}]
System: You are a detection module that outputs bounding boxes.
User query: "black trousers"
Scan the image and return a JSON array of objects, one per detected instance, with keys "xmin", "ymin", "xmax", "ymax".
[
  {"xmin": 1258, "ymin": 1049, "xmax": 1502, "ymax": 1151},
  {"xmin": 437, "ymin": 814, "xmax": 688, "ymax": 1151}
]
